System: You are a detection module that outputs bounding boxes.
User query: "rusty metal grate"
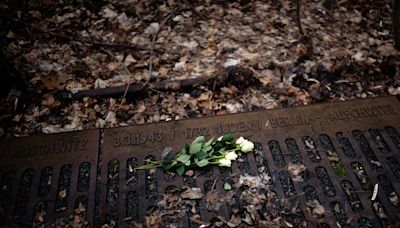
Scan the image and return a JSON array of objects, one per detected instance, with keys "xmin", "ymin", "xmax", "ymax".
[
  {"xmin": 1, "ymin": 96, "xmax": 400, "ymax": 227},
  {"xmin": 0, "ymin": 130, "xmax": 100, "ymax": 226},
  {"xmin": 99, "ymin": 96, "xmax": 400, "ymax": 227}
]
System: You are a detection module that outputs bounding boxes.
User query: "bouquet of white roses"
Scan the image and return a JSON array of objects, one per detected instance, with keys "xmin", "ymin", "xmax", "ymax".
[{"xmin": 136, "ymin": 134, "xmax": 254, "ymax": 175}]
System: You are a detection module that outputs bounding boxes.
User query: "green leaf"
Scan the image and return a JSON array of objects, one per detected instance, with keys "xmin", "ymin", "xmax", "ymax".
[
  {"xmin": 203, "ymin": 145, "xmax": 212, "ymax": 153},
  {"xmin": 184, "ymin": 160, "xmax": 191, "ymax": 166},
  {"xmin": 213, "ymin": 141, "xmax": 224, "ymax": 151},
  {"xmin": 204, "ymin": 137, "xmax": 214, "ymax": 147},
  {"xmin": 163, "ymin": 160, "xmax": 177, "ymax": 170},
  {"xmin": 189, "ymin": 143, "xmax": 203, "ymax": 155},
  {"xmin": 196, "ymin": 159, "xmax": 209, "ymax": 167},
  {"xmin": 177, "ymin": 154, "xmax": 191, "ymax": 163},
  {"xmin": 196, "ymin": 150, "xmax": 208, "ymax": 160},
  {"xmin": 181, "ymin": 145, "xmax": 189, "ymax": 155},
  {"xmin": 224, "ymin": 182, "xmax": 232, "ymax": 190},
  {"xmin": 221, "ymin": 134, "xmax": 235, "ymax": 143},
  {"xmin": 176, "ymin": 165, "xmax": 185, "ymax": 176},
  {"xmin": 192, "ymin": 136, "xmax": 205, "ymax": 145}
]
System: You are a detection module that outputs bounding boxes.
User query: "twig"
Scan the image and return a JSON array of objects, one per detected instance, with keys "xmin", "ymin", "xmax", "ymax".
[
  {"xmin": 11, "ymin": 18, "xmax": 146, "ymax": 51},
  {"xmin": 394, "ymin": 0, "xmax": 400, "ymax": 49},
  {"xmin": 134, "ymin": 6, "xmax": 147, "ymax": 29},
  {"xmin": 100, "ymin": 47, "xmax": 134, "ymax": 110},
  {"xmin": 142, "ymin": 9, "xmax": 177, "ymax": 89},
  {"xmin": 211, "ymin": 177, "xmax": 219, "ymax": 191},
  {"xmin": 296, "ymin": 0, "xmax": 304, "ymax": 36}
]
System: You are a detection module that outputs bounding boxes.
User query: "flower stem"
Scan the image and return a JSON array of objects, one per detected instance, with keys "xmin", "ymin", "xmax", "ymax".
[{"xmin": 135, "ymin": 161, "xmax": 163, "ymax": 170}]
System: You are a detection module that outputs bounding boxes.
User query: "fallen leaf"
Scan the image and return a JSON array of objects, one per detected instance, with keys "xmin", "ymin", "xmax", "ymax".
[{"xmin": 180, "ymin": 187, "xmax": 203, "ymax": 199}]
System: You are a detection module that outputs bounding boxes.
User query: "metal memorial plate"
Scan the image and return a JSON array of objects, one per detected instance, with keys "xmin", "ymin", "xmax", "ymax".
[
  {"xmin": 99, "ymin": 96, "xmax": 400, "ymax": 227},
  {"xmin": 0, "ymin": 129, "xmax": 100, "ymax": 226}
]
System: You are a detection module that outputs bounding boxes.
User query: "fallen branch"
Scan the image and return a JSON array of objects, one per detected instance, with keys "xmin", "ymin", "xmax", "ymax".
[{"xmin": 63, "ymin": 77, "xmax": 210, "ymax": 99}]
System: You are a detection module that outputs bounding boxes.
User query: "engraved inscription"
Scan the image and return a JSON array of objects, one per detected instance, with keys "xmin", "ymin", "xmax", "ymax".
[
  {"xmin": 113, "ymin": 131, "xmax": 163, "ymax": 147},
  {"xmin": 329, "ymin": 105, "xmax": 397, "ymax": 121},
  {"xmin": 267, "ymin": 115, "xmax": 310, "ymax": 128},
  {"xmin": 14, "ymin": 139, "xmax": 89, "ymax": 158},
  {"xmin": 170, "ymin": 128, "xmax": 176, "ymax": 141},
  {"xmin": 215, "ymin": 120, "xmax": 262, "ymax": 134},
  {"xmin": 184, "ymin": 127, "xmax": 210, "ymax": 139}
]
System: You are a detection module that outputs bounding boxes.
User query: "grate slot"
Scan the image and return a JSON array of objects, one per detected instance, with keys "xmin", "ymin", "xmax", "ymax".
[
  {"xmin": 351, "ymin": 162, "xmax": 373, "ymax": 191},
  {"xmin": 387, "ymin": 157, "xmax": 400, "ymax": 181},
  {"xmin": 105, "ymin": 211, "xmax": 118, "ymax": 227},
  {"xmin": 285, "ymin": 138, "xmax": 303, "ymax": 164},
  {"xmin": 268, "ymin": 140, "xmax": 286, "ymax": 167},
  {"xmin": 220, "ymin": 167, "xmax": 233, "ymax": 191},
  {"xmin": 385, "ymin": 126, "xmax": 400, "ymax": 152},
  {"xmin": 55, "ymin": 164, "xmax": 72, "ymax": 212},
  {"xmin": 336, "ymin": 132, "xmax": 356, "ymax": 157},
  {"xmin": 0, "ymin": 171, "xmax": 15, "ymax": 215},
  {"xmin": 126, "ymin": 157, "xmax": 138, "ymax": 187},
  {"xmin": 315, "ymin": 166, "xmax": 336, "ymax": 197},
  {"xmin": 352, "ymin": 130, "xmax": 382, "ymax": 170},
  {"xmin": 279, "ymin": 170, "xmax": 297, "ymax": 198},
  {"xmin": 125, "ymin": 191, "xmax": 139, "ymax": 223},
  {"xmin": 77, "ymin": 162, "xmax": 90, "ymax": 193},
  {"xmin": 253, "ymin": 142, "xmax": 272, "ymax": 182},
  {"xmin": 357, "ymin": 217, "xmax": 373, "ymax": 228},
  {"xmin": 304, "ymin": 185, "xmax": 319, "ymax": 202},
  {"xmin": 286, "ymin": 138, "xmax": 310, "ymax": 181},
  {"xmin": 144, "ymin": 155, "xmax": 158, "ymax": 202},
  {"xmin": 371, "ymin": 199, "xmax": 389, "ymax": 227},
  {"xmin": 304, "ymin": 185, "xmax": 324, "ymax": 220},
  {"xmin": 319, "ymin": 134, "xmax": 347, "ymax": 176},
  {"xmin": 377, "ymin": 175, "xmax": 400, "ymax": 207},
  {"xmin": 302, "ymin": 136, "xmax": 321, "ymax": 163},
  {"xmin": 199, "ymin": 165, "xmax": 213, "ymax": 177},
  {"xmin": 75, "ymin": 196, "xmax": 88, "ymax": 214},
  {"xmin": 14, "ymin": 169, "xmax": 35, "ymax": 218},
  {"xmin": 106, "ymin": 160, "xmax": 119, "ymax": 208},
  {"xmin": 38, "ymin": 167, "xmax": 53, "ymax": 197},
  {"xmin": 369, "ymin": 128, "xmax": 391, "ymax": 154},
  {"xmin": 237, "ymin": 152, "xmax": 251, "ymax": 174},
  {"xmin": 330, "ymin": 201, "xmax": 349, "ymax": 228},
  {"xmin": 340, "ymin": 180, "xmax": 363, "ymax": 212},
  {"xmin": 33, "ymin": 200, "xmax": 47, "ymax": 226},
  {"xmin": 183, "ymin": 174, "xmax": 200, "ymax": 228}
]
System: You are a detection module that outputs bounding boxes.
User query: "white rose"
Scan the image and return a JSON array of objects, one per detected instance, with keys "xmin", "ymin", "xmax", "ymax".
[
  {"xmin": 236, "ymin": 136, "xmax": 245, "ymax": 145},
  {"xmin": 239, "ymin": 139, "xmax": 254, "ymax": 153},
  {"xmin": 218, "ymin": 158, "xmax": 232, "ymax": 167},
  {"xmin": 225, "ymin": 151, "xmax": 238, "ymax": 160}
]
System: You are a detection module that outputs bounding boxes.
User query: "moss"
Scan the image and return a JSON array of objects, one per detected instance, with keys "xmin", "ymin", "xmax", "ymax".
[{"xmin": 331, "ymin": 161, "xmax": 346, "ymax": 176}]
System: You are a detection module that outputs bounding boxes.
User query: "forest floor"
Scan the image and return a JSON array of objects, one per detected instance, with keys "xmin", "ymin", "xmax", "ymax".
[{"xmin": 0, "ymin": 0, "xmax": 399, "ymax": 137}]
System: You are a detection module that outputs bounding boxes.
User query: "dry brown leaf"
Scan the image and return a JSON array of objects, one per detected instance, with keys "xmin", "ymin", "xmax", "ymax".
[
  {"xmin": 59, "ymin": 189, "xmax": 67, "ymax": 199},
  {"xmin": 180, "ymin": 187, "xmax": 203, "ymax": 200}
]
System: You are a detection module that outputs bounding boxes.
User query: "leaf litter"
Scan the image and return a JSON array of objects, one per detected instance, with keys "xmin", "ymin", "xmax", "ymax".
[
  {"xmin": 0, "ymin": 0, "xmax": 398, "ymax": 136},
  {"xmin": 137, "ymin": 172, "xmax": 309, "ymax": 227}
]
